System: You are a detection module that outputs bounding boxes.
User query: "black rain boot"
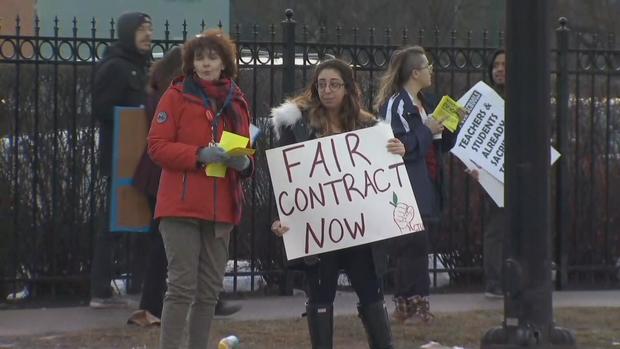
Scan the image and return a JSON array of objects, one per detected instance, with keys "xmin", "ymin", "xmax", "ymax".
[
  {"xmin": 306, "ymin": 302, "xmax": 334, "ymax": 349},
  {"xmin": 357, "ymin": 301, "xmax": 394, "ymax": 349}
]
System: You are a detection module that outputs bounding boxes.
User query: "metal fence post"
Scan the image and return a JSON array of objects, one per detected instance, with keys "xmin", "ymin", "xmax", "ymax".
[
  {"xmin": 555, "ymin": 17, "xmax": 570, "ymax": 290},
  {"xmin": 281, "ymin": 9, "xmax": 296, "ymax": 98},
  {"xmin": 279, "ymin": 8, "xmax": 296, "ymax": 295}
]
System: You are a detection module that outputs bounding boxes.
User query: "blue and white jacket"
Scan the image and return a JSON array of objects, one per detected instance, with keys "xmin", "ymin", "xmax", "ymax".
[{"xmin": 378, "ymin": 89, "xmax": 456, "ymax": 221}]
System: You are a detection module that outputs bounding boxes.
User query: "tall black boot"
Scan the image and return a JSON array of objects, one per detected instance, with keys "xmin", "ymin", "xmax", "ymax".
[
  {"xmin": 357, "ymin": 301, "xmax": 394, "ymax": 349},
  {"xmin": 306, "ymin": 302, "xmax": 334, "ymax": 349}
]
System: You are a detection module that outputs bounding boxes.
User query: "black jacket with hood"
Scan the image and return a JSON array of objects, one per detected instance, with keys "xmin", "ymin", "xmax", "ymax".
[{"xmin": 94, "ymin": 12, "xmax": 151, "ymax": 176}]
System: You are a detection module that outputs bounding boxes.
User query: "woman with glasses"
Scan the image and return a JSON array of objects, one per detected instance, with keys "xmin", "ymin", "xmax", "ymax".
[
  {"xmin": 270, "ymin": 58, "xmax": 402, "ymax": 349},
  {"xmin": 374, "ymin": 46, "xmax": 456, "ymax": 324}
]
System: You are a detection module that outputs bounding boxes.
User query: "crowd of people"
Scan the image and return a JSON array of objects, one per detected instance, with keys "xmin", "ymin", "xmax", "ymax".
[{"xmin": 91, "ymin": 11, "xmax": 507, "ymax": 349}]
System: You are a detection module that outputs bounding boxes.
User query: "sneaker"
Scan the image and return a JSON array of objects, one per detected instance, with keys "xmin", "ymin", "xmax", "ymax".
[
  {"xmin": 127, "ymin": 309, "xmax": 161, "ymax": 326},
  {"xmin": 89, "ymin": 296, "xmax": 129, "ymax": 309},
  {"xmin": 484, "ymin": 285, "xmax": 504, "ymax": 299},
  {"xmin": 214, "ymin": 299, "xmax": 242, "ymax": 316}
]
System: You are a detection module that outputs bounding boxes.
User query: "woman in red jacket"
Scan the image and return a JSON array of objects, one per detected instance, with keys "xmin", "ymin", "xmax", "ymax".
[{"xmin": 147, "ymin": 30, "xmax": 253, "ymax": 349}]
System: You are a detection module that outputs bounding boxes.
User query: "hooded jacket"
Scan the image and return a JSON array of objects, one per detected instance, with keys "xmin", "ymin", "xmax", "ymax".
[
  {"xmin": 378, "ymin": 91, "xmax": 456, "ymax": 221},
  {"xmin": 148, "ymin": 76, "xmax": 254, "ymax": 225},
  {"xmin": 93, "ymin": 12, "xmax": 151, "ymax": 176}
]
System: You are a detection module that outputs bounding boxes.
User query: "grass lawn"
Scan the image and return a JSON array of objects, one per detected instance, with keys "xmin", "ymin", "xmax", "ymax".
[{"xmin": 2, "ymin": 307, "xmax": 619, "ymax": 348}]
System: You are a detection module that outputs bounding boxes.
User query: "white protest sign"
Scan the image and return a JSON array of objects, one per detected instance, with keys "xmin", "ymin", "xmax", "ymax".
[
  {"xmin": 451, "ymin": 81, "xmax": 506, "ymax": 182},
  {"xmin": 266, "ymin": 123, "xmax": 424, "ymax": 260},
  {"xmin": 451, "ymin": 81, "xmax": 561, "ymax": 207}
]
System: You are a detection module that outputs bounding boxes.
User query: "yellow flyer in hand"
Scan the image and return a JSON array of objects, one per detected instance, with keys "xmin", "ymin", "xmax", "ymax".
[
  {"xmin": 227, "ymin": 147, "xmax": 256, "ymax": 156},
  {"xmin": 206, "ymin": 131, "xmax": 251, "ymax": 177},
  {"xmin": 432, "ymin": 95, "xmax": 463, "ymax": 132}
]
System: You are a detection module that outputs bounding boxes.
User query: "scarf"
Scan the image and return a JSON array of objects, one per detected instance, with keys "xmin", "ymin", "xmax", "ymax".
[
  {"xmin": 194, "ymin": 75, "xmax": 250, "ymax": 225},
  {"xmin": 194, "ymin": 76, "xmax": 247, "ymax": 134}
]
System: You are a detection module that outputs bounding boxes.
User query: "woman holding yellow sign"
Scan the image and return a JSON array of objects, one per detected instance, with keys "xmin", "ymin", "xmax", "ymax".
[
  {"xmin": 375, "ymin": 46, "xmax": 460, "ymax": 324},
  {"xmin": 147, "ymin": 30, "xmax": 253, "ymax": 349}
]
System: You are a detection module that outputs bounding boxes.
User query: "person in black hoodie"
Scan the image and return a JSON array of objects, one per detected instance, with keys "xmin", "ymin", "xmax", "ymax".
[
  {"xmin": 469, "ymin": 49, "xmax": 506, "ymax": 298},
  {"xmin": 90, "ymin": 12, "xmax": 153, "ymax": 308}
]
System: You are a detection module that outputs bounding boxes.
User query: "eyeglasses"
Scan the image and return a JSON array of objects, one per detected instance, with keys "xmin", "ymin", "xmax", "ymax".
[
  {"xmin": 317, "ymin": 81, "xmax": 345, "ymax": 91},
  {"xmin": 416, "ymin": 63, "xmax": 433, "ymax": 73}
]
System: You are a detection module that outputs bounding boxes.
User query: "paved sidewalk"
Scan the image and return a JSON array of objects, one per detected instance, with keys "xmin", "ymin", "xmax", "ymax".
[{"xmin": 0, "ymin": 290, "xmax": 619, "ymax": 337}]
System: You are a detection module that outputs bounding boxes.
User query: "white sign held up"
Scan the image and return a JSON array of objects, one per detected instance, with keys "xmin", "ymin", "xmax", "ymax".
[
  {"xmin": 452, "ymin": 81, "xmax": 506, "ymax": 182},
  {"xmin": 451, "ymin": 81, "xmax": 561, "ymax": 207},
  {"xmin": 266, "ymin": 123, "xmax": 424, "ymax": 260}
]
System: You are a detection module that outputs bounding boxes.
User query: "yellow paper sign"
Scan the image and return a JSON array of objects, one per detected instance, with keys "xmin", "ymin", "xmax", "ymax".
[
  {"xmin": 206, "ymin": 131, "xmax": 250, "ymax": 177},
  {"xmin": 227, "ymin": 147, "xmax": 256, "ymax": 156},
  {"xmin": 432, "ymin": 95, "xmax": 463, "ymax": 132}
]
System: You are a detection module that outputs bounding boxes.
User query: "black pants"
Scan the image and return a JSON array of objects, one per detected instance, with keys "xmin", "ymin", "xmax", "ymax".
[
  {"xmin": 391, "ymin": 229, "xmax": 431, "ymax": 298},
  {"xmin": 306, "ymin": 245, "xmax": 384, "ymax": 306},
  {"xmin": 90, "ymin": 180, "xmax": 165, "ymax": 304},
  {"xmin": 483, "ymin": 205, "xmax": 505, "ymax": 290},
  {"xmin": 138, "ymin": 198, "xmax": 168, "ymax": 317}
]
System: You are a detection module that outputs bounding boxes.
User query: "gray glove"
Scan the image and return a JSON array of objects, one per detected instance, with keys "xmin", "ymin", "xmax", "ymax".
[
  {"xmin": 198, "ymin": 145, "xmax": 229, "ymax": 164},
  {"xmin": 224, "ymin": 155, "xmax": 250, "ymax": 171}
]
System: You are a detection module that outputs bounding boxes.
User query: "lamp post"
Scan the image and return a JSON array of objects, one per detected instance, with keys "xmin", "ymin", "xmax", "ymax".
[{"xmin": 480, "ymin": 1, "xmax": 576, "ymax": 347}]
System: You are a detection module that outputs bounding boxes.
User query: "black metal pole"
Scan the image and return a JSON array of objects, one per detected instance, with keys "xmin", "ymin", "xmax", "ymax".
[
  {"xmin": 279, "ymin": 9, "xmax": 296, "ymax": 296},
  {"xmin": 481, "ymin": 1, "xmax": 576, "ymax": 348},
  {"xmin": 554, "ymin": 17, "xmax": 570, "ymax": 291}
]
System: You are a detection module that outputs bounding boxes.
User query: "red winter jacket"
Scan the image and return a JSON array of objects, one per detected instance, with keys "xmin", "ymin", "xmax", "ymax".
[{"xmin": 147, "ymin": 76, "xmax": 253, "ymax": 224}]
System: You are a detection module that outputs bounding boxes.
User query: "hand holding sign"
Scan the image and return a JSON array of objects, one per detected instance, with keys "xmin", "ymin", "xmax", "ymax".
[
  {"xmin": 271, "ymin": 220, "xmax": 289, "ymax": 237},
  {"xmin": 465, "ymin": 168, "xmax": 480, "ymax": 181},
  {"xmin": 386, "ymin": 138, "xmax": 405, "ymax": 156}
]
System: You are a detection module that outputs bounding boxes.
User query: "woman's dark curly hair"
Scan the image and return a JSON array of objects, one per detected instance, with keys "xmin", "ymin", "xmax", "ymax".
[{"xmin": 181, "ymin": 29, "xmax": 237, "ymax": 79}]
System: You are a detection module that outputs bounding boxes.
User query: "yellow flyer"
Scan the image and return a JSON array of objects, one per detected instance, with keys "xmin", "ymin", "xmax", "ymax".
[
  {"xmin": 206, "ymin": 131, "xmax": 251, "ymax": 177},
  {"xmin": 432, "ymin": 95, "xmax": 463, "ymax": 132},
  {"xmin": 227, "ymin": 147, "xmax": 256, "ymax": 156}
]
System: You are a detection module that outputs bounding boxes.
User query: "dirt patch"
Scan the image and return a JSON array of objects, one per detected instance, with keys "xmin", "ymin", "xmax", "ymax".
[{"xmin": 2, "ymin": 307, "xmax": 619, "ymax": 348}]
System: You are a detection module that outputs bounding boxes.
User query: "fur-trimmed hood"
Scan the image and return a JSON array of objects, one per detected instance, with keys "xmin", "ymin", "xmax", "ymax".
[
  {"xmin": 270, "ymin": 100, "xmax": 380, "ymax": 140},
  {"xmin": 270, "ymin": 100, "xmax": 302, "ymax": 140}
]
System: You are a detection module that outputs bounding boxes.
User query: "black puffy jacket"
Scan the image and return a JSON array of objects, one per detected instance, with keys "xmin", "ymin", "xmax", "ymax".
[{"xmin": 93, "ymin": 12, "xmax": 150, "ymax": 176}]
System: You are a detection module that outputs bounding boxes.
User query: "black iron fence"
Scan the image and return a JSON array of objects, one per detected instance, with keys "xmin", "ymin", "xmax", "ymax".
[{"xmin": 1, "ymin": 10, "xmax": 619, "ymax": 302}]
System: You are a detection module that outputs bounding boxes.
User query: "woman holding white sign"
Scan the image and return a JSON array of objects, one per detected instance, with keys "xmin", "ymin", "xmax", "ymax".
[
  {"xmin": 271, "ymin": 58, "xmax": 404, "ymax": 349},
  {"xmin": 374, "ymin": 46, "xmax": 458, "ymax": 324}
]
